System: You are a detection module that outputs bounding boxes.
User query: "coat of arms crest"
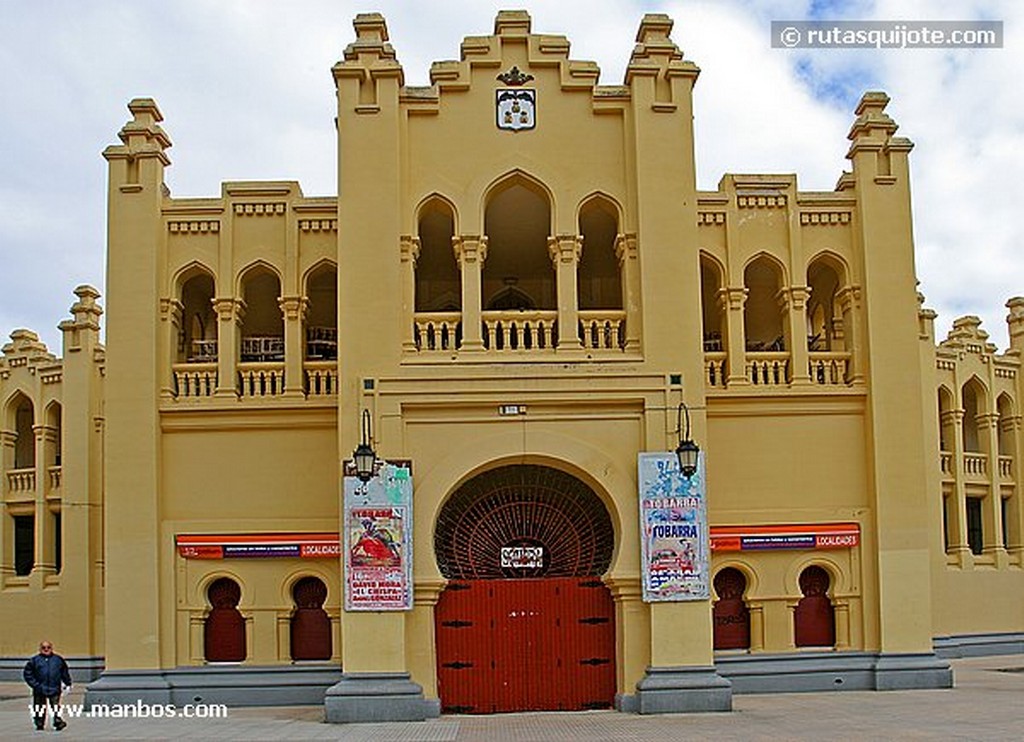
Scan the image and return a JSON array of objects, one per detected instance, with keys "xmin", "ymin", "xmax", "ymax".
[{"xmin": 496, "ymin": 66, "xmax": 535, "ymax": 131}]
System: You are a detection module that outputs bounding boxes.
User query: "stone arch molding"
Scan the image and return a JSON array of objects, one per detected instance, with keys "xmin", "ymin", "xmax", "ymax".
[
  {"xmin": 480, "ymin": 168, "xmax": 556, "ymax": 232},
  {"xmin": 711, "ymin": 558, "xmax": 760, "ymax": 599},
  {"xmin": 195, "ymin": 569, "xmax": 248, "ymax": 610},
  {"xmin": 280, "ymin": 566, "xmax": 337, "ymax": 607},
  {"xmin": 413, "ymin": 428, "xmax": 632, "ymax": 580},
  {"xmin": 170, "ymin": 260, "xmax": 217, "ymax": 297},
  {"xmin": 784, "ymin": 554, "xmax": 849, "ymax": 597},
  {"xmin": 415, "ymin": 192, "xmax": 460, "ymax": 234},
  {"xmin": 235, "ymin": 259, "xmax": 284, "ymax": 297},
  {"xmin": 434, "ymin": 462, "xmax": 616, "ymax": 580}
]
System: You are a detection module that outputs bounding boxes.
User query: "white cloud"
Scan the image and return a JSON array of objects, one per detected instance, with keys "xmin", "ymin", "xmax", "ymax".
[{"xmin": 0, "ymin": 0, "xmax": 1019, "ymax": 352}]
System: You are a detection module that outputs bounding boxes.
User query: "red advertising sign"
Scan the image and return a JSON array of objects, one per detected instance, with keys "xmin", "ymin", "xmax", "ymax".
[
  {"xmin": 710, "ymin": 523, "xmax": 860, "ymax": 552},
  {"xmin": 176, "ymin": 533, "xmax": 340, "ymax": 559}
]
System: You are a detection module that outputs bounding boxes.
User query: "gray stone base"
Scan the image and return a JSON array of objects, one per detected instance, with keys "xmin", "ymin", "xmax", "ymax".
[
  {"xmin": 614, "ymin": 692, "xmax": 639, "ymax": 713},
  {"xmin": 634, "ymin": 666, "xmax": 732, "ymax": 714},
  {"xmin": 934, "ymin": 632, "xmax": 1024, "ymax": 659},
  {"xmin": 874, "ymin": 652, "xmax": 952, "ymax": 690},
  {"xmin": 324, "ymin": 672, "xmax": 439, "ymax": 723},
  {"xmin": 0, "ymin": 656, "xmax": 104, "ymax": 683},
  {"xmin": 84, "ymin": 670, "xmax": 172, "ymax": 707},
  {"xmin": 85, "ymin": 664, "xmax": 342, "ymax": 708},
  {"xmin": 717, "ymin": 651, "xmax": 876, "ymax": 693},
  {"xmin": 716, "ymin": 650, "xmax": 952, "ymax": 693}
]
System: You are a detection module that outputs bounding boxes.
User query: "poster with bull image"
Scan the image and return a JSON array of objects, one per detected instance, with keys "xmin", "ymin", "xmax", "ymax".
[
  {"xmin": 638, "ymin": 452, "xmax": 709, "ymax": 602},
  {"xmin": 343, "ymin": 462, "xmax": 413, "ymax": 610}
]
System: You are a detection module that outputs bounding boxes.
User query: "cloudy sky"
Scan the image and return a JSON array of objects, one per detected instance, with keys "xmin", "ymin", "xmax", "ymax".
[{"xmin": 0, "ymin": 0, "xmax": 1018, "ymax": 352}]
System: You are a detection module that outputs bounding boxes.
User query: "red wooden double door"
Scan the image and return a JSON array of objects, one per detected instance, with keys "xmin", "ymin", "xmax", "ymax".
[{"xmin": 435, "ymin": 576, "xmax": 616, "ymax": 713}]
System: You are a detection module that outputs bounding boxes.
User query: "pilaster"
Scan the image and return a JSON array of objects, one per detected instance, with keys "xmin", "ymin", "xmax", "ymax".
[
  {"xmin": 100, "ymin": 97, "xmax": 170, "ymax": 673},
  {"xmin": 779, "ymin": 286, "xmax": 811, "ymax": 385},
  {"xmin": 279, "ymin": 295, "xmax": 308, "ymax": 398},
  {"xmin": 943, "ymin": 408, "xmax": 970, "ymax": 561},
  {"xmin": 848, "ymin": 90, "xmax": 938, "ymax": 658},
  {"xmin": 719, "ymin": 288, "xmax": 749, "ymax": 387},
  {"xmin": 837, "ymin": 286, "xmax": 865, "ymax": 383},
  {"xmin": 400, "ymin": 236, "xmax": 420, "ymax": 353},
  {"xmin": 455, "ymin": 236, "xmax": 487, "ymax": 352},
  {"xmin": 32, "ymin": 425, "xmax": 55, "ymax": 582},
  {"xmin": 58, "ymin": 285, "xmax": 104, "ymax": 657},
  {"xmin": 615, "ymin": 234, "xmax": 641, "ymax": 353},
  {"xmin": 548, "ymin": 234, "xmax": 583, "ymax": 352},
  {"xmin": 213, "ymin": 298, "xmax": 244, "ymax": 398},
  {"xmin": 159, "ymin": 298, "xmax": 183, "ymax": 400},
  {"xmin": 977, "ymin": 411, "xmax": 1006, "ymax": 560},
  {"xmin": 407, "ymin": 579, "xmax": 446, "ymax": 701},
  {"xmin": 606, "ymin": 576, "xmax": 646, "ymax": 712}
]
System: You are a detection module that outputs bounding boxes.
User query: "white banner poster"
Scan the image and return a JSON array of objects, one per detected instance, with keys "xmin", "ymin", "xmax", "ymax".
[
  {"xmin": 343, "ymin": 463, "xmax": 413, "ymax": 611},
  {"xmin": 638, "ymin": 452, "xmax": 709, "ymax": 602}
]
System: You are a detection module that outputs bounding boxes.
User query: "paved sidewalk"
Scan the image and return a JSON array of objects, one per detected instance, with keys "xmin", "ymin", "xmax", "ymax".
[{"xmin": 1, "ymin": 655, "xmax": 1022, "ymax": 740}]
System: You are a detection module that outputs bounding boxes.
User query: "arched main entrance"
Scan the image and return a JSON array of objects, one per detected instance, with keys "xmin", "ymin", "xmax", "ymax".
[{"xmin": 434, "ymin": 464, "xmax": 616, "ymax": 714}]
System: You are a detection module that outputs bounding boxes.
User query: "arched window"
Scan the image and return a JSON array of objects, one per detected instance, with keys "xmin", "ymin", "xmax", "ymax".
[
  {"xmin": 806, "ymin": 257, "xmax": 845, "ymax": 351},
  {"xmin": 794, "ymin": 565, "xmax": 835, "ymax": 648},
  {"xmin": 239, "ymin": 267, "xmax": 283, "ymax": 362},
  {"xmin": 700, "ymin": 255, "xmax": 724, "ymax": 351},
  {"xmin": 997, "ymin": 394, "xmax": 1016, "ymax": 456},
  {"xmin": 938, "ymin": 387, "xmax": 954, "ymax": 452},
  {"xmin": 483, "ymin": 177, "xmax": 553, "ymax": 311},
  {"xmin": 577, "ymin": 198, "xmax": 621, "ymax": 311},
  {"xmin": 179, "ymin": 270, "xmax": 217, "ymax": 362},
  {"xmin": 45, "ymin": 402, "xmax": 61, "ymax": 468},
  {"xmin": 961, "ymin": 378, "xmax": 988, "ymax": 453},
  {"xmin": 416, "ymin": 199, "xmax": 460, "ymax": 312},
  {"xmin": 713, "ymin": 567, "xmax": 750, "ymax": 650},
  {"xmin": 204, "ymin": 578, "xmax": 246, "ymax": 662},
  {"xmin": 13, "ymin": 394, "xmax": 34, "ymax": 470},
  {"xmin": 304, "ymin": 264, "xmax": 337, "ymax": 361},
  {"xmin": 743, "ymin": 256, "xmax": 785, "ymax": 352},
  {"xmin": 290, "ymin": 577, "xmax": 331, "ymax": 660}
]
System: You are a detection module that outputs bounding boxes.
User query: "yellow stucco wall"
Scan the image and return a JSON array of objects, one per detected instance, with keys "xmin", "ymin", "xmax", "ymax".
[{"xmin": 1, "ymin": 11, "xmax": 1021, "ymax": 703}]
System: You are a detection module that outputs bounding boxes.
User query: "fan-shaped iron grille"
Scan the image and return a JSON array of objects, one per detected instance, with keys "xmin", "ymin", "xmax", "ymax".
[{"xmin": 435, "ymin": 464, "xmax": 614, "ymax": 579}]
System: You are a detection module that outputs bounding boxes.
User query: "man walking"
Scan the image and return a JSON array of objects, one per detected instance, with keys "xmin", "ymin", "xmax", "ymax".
[{"xmin": 23, "ymin": 640, "xmax": 72, "ymax": 731}]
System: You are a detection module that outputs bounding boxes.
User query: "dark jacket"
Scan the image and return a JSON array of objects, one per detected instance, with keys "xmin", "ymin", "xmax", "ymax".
[{"xmin": 23, "ymin": 653, "xmax": 72, "ymax": 697}]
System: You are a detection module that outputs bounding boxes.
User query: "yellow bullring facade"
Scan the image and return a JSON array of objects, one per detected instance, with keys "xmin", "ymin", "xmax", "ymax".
[{"xmin": 1, "ymin": 11, "xmax": 1022, "ymax": 719}]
